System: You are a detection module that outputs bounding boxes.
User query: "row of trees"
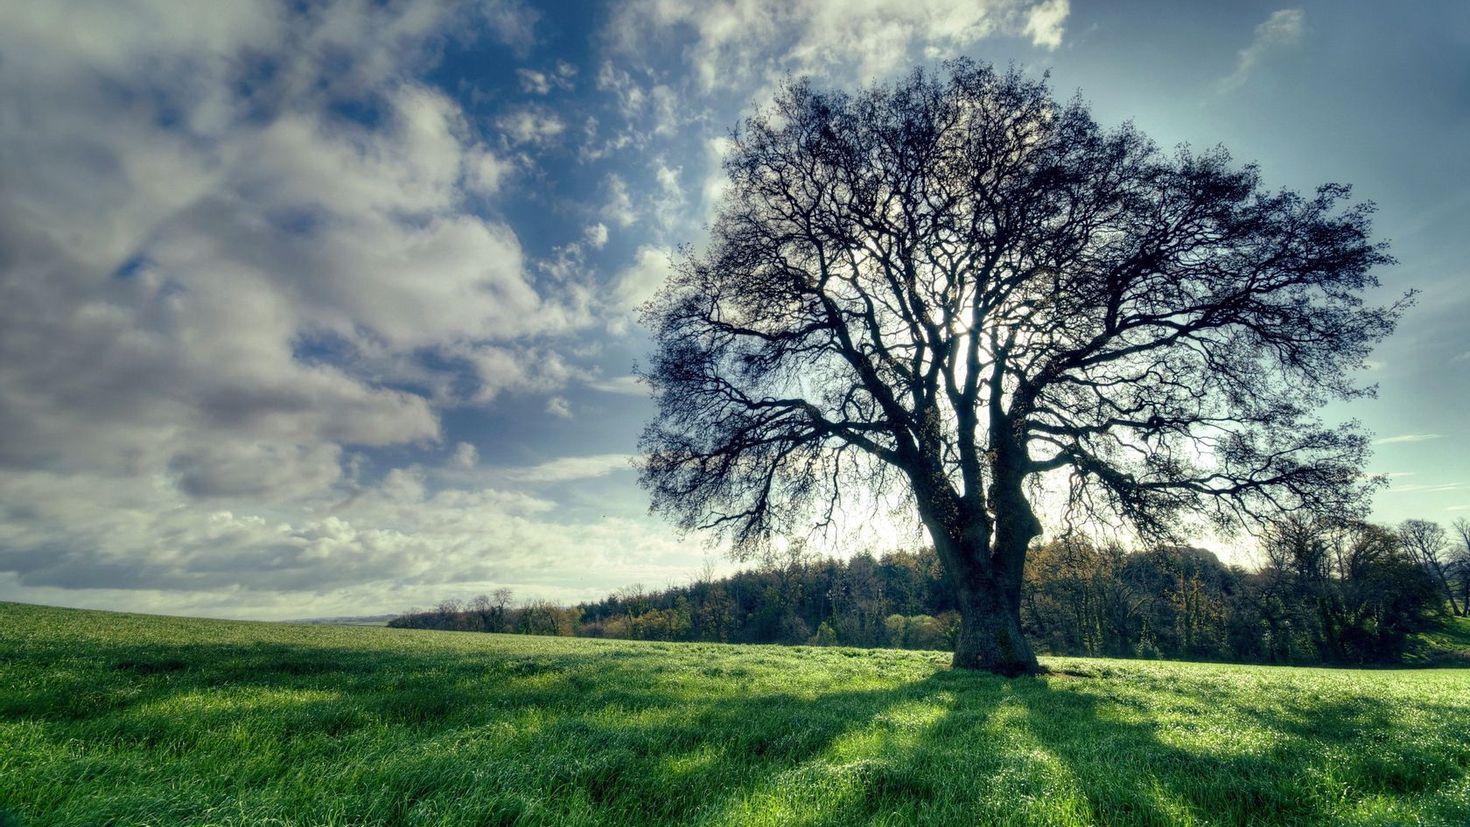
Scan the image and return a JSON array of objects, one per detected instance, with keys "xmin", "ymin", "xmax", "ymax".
[
  {"xmin": 1025, "ymin": 518, "xmax": 1467, "ymax": 664},
  {"xmin": 390, "ymin": 517, "xmax": 1467, "ymax": 666},
  {"xmin": 387, "ymin": 588, "xmax": 581, "ymax": 637}
]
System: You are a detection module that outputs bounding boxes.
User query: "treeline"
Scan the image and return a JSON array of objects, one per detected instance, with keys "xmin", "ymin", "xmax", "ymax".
[
  {"xmin": 390, "ymin": 517, "xmax": 1470, "ymax": 666},
  {"xmin": 1025, "ymin": 518, "xmax": 1462, "ymax": 664},
  {"xmin": 388, "ymin": 588, "xmax": 582, "ymax": 638}
]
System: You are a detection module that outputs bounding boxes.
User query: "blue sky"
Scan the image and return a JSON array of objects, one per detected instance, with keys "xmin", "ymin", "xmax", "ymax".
[{"xmin": 0, "ymin": 0, "xmax": 1465, "ymax": 618}]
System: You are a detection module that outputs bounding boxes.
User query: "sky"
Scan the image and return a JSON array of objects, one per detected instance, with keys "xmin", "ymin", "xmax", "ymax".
[{"xmin": 0, "ymin": 0, "xmax": 1466, "ymax": 619}]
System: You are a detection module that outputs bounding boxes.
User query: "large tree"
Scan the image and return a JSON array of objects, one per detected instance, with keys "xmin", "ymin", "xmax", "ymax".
[{"xmin": 637, "ymin": 61, "xmax": 1404, "ymax": 675}]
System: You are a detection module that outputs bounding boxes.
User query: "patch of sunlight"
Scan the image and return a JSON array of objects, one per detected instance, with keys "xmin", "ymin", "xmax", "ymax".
[
  {"xmin": 1427, "ymin": 775, "xmax": 1470, "ymax": 821},
  {"xmin": 711, "ymin": 698, "xmax": 952, "ymax": 826},
  {"xmin": 1344, "ymin": 794, "xmax": 1423, "ymax": 825},
  {"xmin": 1156, "ymin": 716, "xmax": 1279, "ymax": 758},
  {"xmin": 0, "ymin": 721, "xmax": 46, "ymax": 753},
  {"xmin": 993, "ymin": 694, "xmax": 1093, "ymax": 819},
  {"xmin": 868, "ymin": 697, "xmax": 952, "ymax": 734},
  {"xmin": 714, "ymin": 763, "xmax": 863, "ymax": 827},
  {"xmin": 664, "ymin": 743, "xmax": 724, "ymax": 778},
  {"xmin": 1147, "ymin": 777, "xmax": 1202, "ymax": 826},
  {"xmin": 140, "ymin": 687, "xmax": 343, "ymax": 717},
  {"xmin": 826, "ymin": 699, "xmax": 948, "ymax": 763},
  {"xmin": 457, "ymin": 707, "xmax": 543, "ymax": 743}
]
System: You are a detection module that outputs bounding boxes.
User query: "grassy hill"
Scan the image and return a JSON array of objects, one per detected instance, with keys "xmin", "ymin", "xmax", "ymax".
[
  {"xmin": 1409, "ymin": 616, "xmax": 1470, "ymax": 667},
  {"xmin": 2, "ymin": 603, "xmax": 1468, "ymax": 826}
]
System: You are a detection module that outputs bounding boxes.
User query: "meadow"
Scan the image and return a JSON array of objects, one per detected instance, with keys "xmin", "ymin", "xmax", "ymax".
[{"xmin": 2, "ymin": 602, "xmax": 1469, "ymax": 826}]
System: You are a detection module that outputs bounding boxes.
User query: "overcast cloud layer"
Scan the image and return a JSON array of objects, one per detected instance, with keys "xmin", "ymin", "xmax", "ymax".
[{"xmin": 1, "ymin": 0, "xmax": 1466, "ymax": 618}]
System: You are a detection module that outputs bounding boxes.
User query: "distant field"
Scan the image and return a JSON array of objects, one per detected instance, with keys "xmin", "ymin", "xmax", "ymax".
[{"xmin": 3, "ymin": 603, "xmax": 1469, "ymax": 826}]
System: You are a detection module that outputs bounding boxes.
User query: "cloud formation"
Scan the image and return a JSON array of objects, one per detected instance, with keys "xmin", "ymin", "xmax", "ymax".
[
  {"xmin": 1374, "ymin": 434, "xmax": 1443, "ymax": 445},
  {"xmin": 1219, "ymin": 8, "xmax": 1304, "ymax": 92},
  {"xmin": 609, "ymin": 0, "xmax": 1069, "ymax": 91},
  {"xmin": 0, "ymin": 465, "xmax": 693, "ymax": 618},
  {"xmin": 504, "ymin": 454, "xmax": 634, "ymax": 484},
  {"xmin": 0, "ymin": 0, "xmax": 656, "ymax": 616}
]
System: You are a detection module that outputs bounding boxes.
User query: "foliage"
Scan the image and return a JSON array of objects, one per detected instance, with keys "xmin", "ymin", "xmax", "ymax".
[{"xmin": 3, "ymin": 602, "xmax": 1469, "ymax": 826}]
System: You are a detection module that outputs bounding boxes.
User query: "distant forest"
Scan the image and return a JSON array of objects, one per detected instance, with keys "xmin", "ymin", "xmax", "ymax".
[{"xmin": 390, "ymin": 518, "xmax": 1470, "ymax": 666}]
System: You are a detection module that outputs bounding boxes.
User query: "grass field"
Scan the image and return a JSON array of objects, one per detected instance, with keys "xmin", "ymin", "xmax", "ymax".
[{"xmin": 2, "ymin": 603, "xmax": 1469, "ymax": 826}]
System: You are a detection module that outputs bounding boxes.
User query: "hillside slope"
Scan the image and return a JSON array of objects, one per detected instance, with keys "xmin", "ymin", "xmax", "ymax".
[
  {"xmin": 2, "ymin": 602, "xmax": 1468, "ymax": 826},
  {"xmin": 1410, "ymin": 616, "xmax": 1470, "ymax": 666}
]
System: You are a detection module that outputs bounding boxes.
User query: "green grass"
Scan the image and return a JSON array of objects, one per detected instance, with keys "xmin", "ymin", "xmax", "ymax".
[
  {"xmin": 1410, "ymin": 616, "xmax": 1470, "ymax": 666},
  {"xmin": 2, "ymin": 603, "xmax": 1469, "ymax": 826}
]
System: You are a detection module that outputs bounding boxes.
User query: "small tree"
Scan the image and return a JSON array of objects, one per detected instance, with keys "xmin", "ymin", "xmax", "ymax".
[{"xmin": 640, "ymin": 61, "xmax": 1403, "ymax": 674}]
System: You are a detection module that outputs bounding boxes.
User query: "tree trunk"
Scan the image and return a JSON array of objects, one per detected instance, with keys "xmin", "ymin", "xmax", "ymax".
[
  {"xmin": 928, "ymin": 520, "xmax": 1039, "ymax": 675},
  {"xmin": 909, "ymin": 452, "xmax": 1040, "ymax": 676},
  {"xmin": 951, "ymin": 575, "xmax": 1037, "ymax": 675}
]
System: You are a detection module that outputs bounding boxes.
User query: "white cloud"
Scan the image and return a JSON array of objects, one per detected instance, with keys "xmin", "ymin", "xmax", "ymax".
[
  {"xmin": 1022, "ymin": 0, "xmax": 1069, "ymax": 50},
  {"xmin": 648, "ymin": 84, "xmax": 681, "ymax": 136},
  {"xmin": 602, "ymin": 173, "xmax": 638, "ymax": 228},
  {"xmin": 585, "ymin": 222, "xmax": 610, "ymax": 248},
  {"xmin": 1374, "ymin": 433, "xmax": 1442, "ymax": 445},
  {"xmin": 0, "ymin": 463, "xmax": 696, "ymax": 618},
  {"xmin": 503, "ymin": 453, "xmax": 633, "ymax": 483},
  {"xmin": 496, "ymin": 105, "xmax": 567, "ymax": 146},
  {"xmin": 457, "ymin": 344, "xmax": 586, "ymax": 403},
  {"xmin": 613, "ymin": 246, "xmax": 676, "ymax": 315},
  {"xmin": 465, "ymin": 148, "xmax": 514, "ymax": 195},
  {"xmin": 608, "ymin": 0, "xmax": 1070, "ymax": 92},
  {"xmin": 168, "ymin": 442, "xmax": 344, "ymax": 500},
  {"xmin": 0, "ymin": 0, "xmax": 569, "ymax": 485},
  {"xmin": 655, "ymin": 160, "xmax": 681, "ymax": 195},
  {"xmin": 518, "ymin": 68, "xmax": 553, "ymax": 94},
  {"xmin": 597, "ymin": 61, "xmax": 646, "ymax": 117},
  {"xmin": 545, "ymin": 396, "xmax": 573, "ymax": 419},
  {"xmin": 702, "ymin": 136, "xmax": 737, "ymax": 213},
  {"xmin": 1219, "ymin": 8, "xmax": 1304, "ymax": 92},
  {"xmin": 517, "ymin": 62, "xmax": 576, "ymax": 95},
  {"xmin": 1385, "ymin": 482, "xmax": 1463, "ymax": 494},
  {"xmin": 587, "ymin": 375, "xmax": 647, "ymax": 397},
  {"xmin": 450, "ymin": 441, "xmax": 479, "ymax": 469},
  {"xmin": 651, "ymin": 158, "xmax": 687, "ymax": 232}
]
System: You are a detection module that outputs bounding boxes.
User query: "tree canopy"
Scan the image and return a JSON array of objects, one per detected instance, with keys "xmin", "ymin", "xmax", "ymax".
[{"xmin": 638, "ymin": 60, "xmax": 1404, "ymax": 674}]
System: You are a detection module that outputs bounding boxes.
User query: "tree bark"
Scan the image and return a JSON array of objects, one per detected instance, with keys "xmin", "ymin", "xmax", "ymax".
[
  {"xmin": 917, "ymin": 484, "xmax": 1040, "ymax": 676},
  {"xmin": 951, "ymin": 571, "xmax": 1038, "ymax": 675},
  {"xmin": 950, "ymin": 422, "xmax": 1042, "ymax": 676}
]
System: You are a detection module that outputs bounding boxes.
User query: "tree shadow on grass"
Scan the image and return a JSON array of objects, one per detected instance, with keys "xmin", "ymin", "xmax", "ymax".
[
  {"xmin": 811, "ymin": 665, "xmax": 1470, "ymax": 826},
  {"xmin": 4, "ymin": 631, "xmax": 1469, "ymax": 826}
]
